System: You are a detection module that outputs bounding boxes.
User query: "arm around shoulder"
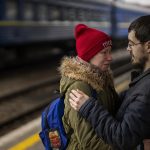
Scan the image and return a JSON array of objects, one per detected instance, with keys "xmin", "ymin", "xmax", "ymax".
[{"xmin": 79, "ymin": 94, "xmax": 150, "ymax": 150}]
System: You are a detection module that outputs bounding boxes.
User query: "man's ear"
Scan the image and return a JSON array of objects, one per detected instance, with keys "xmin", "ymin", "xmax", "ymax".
[{"xmin": 145, "ymin": 41, "xmax": 150, "ymax": 53}]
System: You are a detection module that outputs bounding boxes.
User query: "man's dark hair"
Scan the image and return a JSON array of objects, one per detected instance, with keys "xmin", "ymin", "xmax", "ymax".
[{"xmin": 128, "ymin": 15, "xmax": 150, "ymax": 42}]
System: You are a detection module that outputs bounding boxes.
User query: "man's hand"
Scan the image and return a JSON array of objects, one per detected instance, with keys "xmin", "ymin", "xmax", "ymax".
[{"xmin": 69, "ymin": 89, "xmax": 89, "ymax": 111}]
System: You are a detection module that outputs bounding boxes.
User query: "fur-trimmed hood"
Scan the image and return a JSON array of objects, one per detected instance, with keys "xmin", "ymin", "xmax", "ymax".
[{"xmin": 59, "ymin": 57, "xmax": 114, "ymax": 92}]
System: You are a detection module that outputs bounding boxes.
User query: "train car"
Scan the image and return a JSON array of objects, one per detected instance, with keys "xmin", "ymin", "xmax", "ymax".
[
  {"xmin": 0, "ymin": 0, "xmax": 149, "ymax": 46},
  {"xmin": 0, "ymin": 0, "xmax": 149, "ymax": 68},
  {"xmin": 0, "ymin": 0, "xmax": 112, "ymax": 47},
  {"xmin": 112, "ymin": 0, "xmax": 150, "ymax": 38}
]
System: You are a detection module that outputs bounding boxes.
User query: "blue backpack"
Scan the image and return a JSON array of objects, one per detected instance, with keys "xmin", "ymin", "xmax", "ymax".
[
  {"xmin": 39, "ymin": 90, "xmax": 96, "ymax": 150},
  {"xmin": 39, "ymin": 96, "xmax": 67, "ymax": 150}
]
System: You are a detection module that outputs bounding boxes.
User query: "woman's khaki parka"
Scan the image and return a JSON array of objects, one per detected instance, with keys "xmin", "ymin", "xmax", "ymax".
[{"xmin": 59, "ymin": 57, "xmax": 119, "ymax": 150}]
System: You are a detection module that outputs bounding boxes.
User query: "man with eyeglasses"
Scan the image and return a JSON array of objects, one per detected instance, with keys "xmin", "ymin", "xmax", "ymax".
[{"xmin": 69, "ymin": 15, "xmax": 150, "ymax": 150}]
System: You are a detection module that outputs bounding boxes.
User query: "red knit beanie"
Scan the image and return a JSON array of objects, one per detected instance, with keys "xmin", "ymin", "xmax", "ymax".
[{"xmin": 75, "ymin": 24, "xmax": 112, "ymax": 61}]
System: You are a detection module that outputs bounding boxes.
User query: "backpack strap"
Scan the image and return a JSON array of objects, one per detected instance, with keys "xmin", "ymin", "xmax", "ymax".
[
  {"xmin": 44, "ymin": 104, "xmax": 51, "ymax": 130},
  {"xmin": 44, "ymin": 94, "xmax": 65, "ymax": 130}
]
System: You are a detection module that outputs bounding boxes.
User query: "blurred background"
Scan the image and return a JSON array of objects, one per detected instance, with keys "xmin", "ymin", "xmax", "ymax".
[
  {"xmin": 0, "ymin": 0, "xmax": 149, "ymax": 150},
  {"xmin": 0, "ymin": 0, "xmax": 150, "ymax": 68}
]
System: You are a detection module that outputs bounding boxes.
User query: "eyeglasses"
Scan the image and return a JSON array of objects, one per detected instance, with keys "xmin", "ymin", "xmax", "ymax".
[{"xmin": 127, "ymin": 41, "xmax": 142, "ymax": 49}]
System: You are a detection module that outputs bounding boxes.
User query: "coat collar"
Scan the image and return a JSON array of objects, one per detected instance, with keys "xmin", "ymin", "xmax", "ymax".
[
  {"xmin": 59, "ymin": 57, "xmax": 114, "ymax": 92},
  {"xmin": 129, "ymin": 68, "xmax": 150, "ymax": 87}
]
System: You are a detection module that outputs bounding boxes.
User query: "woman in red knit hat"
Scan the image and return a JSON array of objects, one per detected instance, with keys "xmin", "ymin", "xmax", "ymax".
[{"xmin": 59, "ymin": 24, "xmax": 119, "ymax": 150}]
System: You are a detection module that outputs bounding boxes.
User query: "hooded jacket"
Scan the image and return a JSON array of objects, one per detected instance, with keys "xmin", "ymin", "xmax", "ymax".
[{"xmin": 59, "ymin": 57, "xmax": 119, "ymax": 150}]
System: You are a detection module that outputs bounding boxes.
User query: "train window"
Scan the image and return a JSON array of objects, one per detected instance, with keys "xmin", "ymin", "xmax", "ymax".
[
  {"xmin": 93, "ymin": 11, "xmax": 103, "ymax": 21},
  {"xmin": 85, "ymin": 10, "xmax": 92, "ymax": 21},
  {"xmin": 37, "ymin": 4, "xmax": 48, "ymax": 21},
  {"xmin": 61, "ymin": 7, "xmax": 69, "ymax": 21},
  {"xmin": 77, "ymin": 9, "xmax": 85, "ymax": 21},
  {"xmin": 24, "ymin": 3, "xmax": 34, "ymax": 20},
  {"xmin": 48, "ymin": 6, "xmax": 61, "ymax": 20},
  {"xmin": 5, "ymin": 1, "xmax": 17, "ymax": 20},
  {"xmin": 68, "ymin": 8, "xmax": 76, "ymax": 21}
]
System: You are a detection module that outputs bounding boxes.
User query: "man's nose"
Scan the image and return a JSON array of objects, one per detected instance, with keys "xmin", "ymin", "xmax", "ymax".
[{"xmin": 127, "ymin": 45, "xmax": 131, "ymax": 52}]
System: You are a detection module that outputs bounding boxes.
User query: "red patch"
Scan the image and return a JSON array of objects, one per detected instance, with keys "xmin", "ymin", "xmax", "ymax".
[{"xmin": 49, "ymin": 129, "xmax": 61, "ymax": 148}]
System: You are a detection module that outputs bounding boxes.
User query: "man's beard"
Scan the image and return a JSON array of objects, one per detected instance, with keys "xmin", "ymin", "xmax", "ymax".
[{"xmin": 132, "ymin": 55, "xmax": 147, "ymax": 71}]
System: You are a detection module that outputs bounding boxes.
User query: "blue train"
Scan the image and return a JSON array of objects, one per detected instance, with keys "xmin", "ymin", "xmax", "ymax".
[
  {"xmin": 0, "ymin": 0, "xmax": 149, "ymax": 67},
  {"xmin": 0, "ymin": 0, "xmax": 149, "ymax": 46}
]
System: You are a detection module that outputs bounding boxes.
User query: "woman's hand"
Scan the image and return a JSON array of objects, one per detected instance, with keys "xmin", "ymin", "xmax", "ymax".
[{"xmin": 69, "ymin": 89, "xmax": 90, "ymax": 111}]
